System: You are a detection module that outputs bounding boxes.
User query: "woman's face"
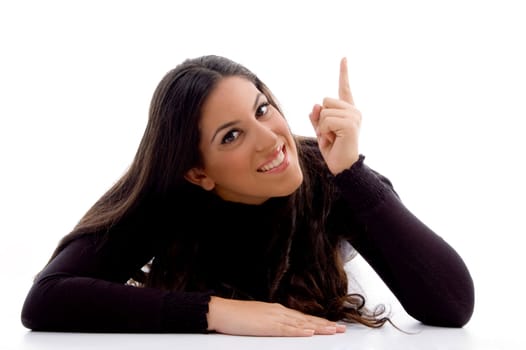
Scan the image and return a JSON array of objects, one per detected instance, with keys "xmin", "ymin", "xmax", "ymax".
[{"xmin": 186, "ymin": 76, "xmax": 303, "ymax": 204}]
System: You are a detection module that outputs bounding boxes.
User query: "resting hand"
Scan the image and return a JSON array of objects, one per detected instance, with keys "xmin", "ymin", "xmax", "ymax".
[
  {"xmin": 207, "ymin": 296, "xmax": 346, "ymax": 337},
  {"xmin": 309, "ymin": 57, "xmax": 361, "ymax": 175}
]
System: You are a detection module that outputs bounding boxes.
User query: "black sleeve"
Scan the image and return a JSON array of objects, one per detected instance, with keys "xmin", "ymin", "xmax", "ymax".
[
  {"xmin": 333, "ymin": 155, "xmax": 475, "ymax": 327},
  {"xmin": 21, "ymin": 226, "xmax": 211, "ymax": 333}
]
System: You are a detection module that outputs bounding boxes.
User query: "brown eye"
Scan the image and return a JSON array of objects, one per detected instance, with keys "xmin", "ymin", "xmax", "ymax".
[
  {"xmin": 221, "ymin": 130, "xmax": 241, "ymax": 144},
  {"xmin": 255, "ymin": 102, "xmax": 270, "ymax": 118}
]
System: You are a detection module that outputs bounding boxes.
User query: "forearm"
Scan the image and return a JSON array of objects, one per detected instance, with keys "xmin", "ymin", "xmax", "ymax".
[
  {"xmin": 334, "ymin": 158, "xmax": 475, "ymax": 327},
  {"xmin": 21, "ymin": 235, "xmax": 211, "ymax": 333},
  {"xmin": 351, "ymin": 191, "xmax": 474, "ymax": 326},
  {"xmin": 21, "ymin": 273, "xmax": 211, "ymax": 332}
]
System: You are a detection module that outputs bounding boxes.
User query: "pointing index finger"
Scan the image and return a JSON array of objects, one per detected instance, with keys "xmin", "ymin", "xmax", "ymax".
[{"xmin": 339, "ymin": 57, "xmax": 354, "ymax": 105}]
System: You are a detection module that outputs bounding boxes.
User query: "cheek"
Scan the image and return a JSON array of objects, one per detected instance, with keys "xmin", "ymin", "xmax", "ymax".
[
  {"xmin": 274, "ymin": 114, "xmax": 292, "ymax": 134},
  {"xmin": 206, "ymin": 151, "xmax": 253, "ymax": 177}
]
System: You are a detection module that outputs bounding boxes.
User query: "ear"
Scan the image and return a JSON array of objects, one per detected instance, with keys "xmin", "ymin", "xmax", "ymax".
[{"xmin": 184, "ymin": 167, "xmax": 216, "ymax": 191}]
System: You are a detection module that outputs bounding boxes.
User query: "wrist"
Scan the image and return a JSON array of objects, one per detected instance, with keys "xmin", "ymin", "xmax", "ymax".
[
  {"xmin": 330, "ymin": 153, "xmax": 360, "ymax": 175},
  {"xmin": 207, "ymin": 296, "xmax": 218, "ymax": 331},
  {"xmin": 207, "ymin": 296, "xmax": 229, "ymax": 332}
]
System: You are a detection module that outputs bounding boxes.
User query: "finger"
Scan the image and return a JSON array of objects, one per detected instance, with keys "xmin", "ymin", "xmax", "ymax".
[
  {"xmin": 275, "ymin": 324, "xmax": 315, "ymax": 337},
  {"xmin": 311, "ymin": 320, "xmax": 346, "ymax": 334},
  {"xmin": 309, "ymin": 104, "xmax": 323, "ymax": 133},
  {"xmin": 318, "ymin": 108, "xmax": 361, "ymax": 133},
  {"xmin": 317, "ymin": 115, "xmax": 358, "ymax": 139},
  {"xmin": 296, "ymin": 318, "xmax": 342, "ymax": 335},
  {"xmin": 312, "ymin": 324, "xmax": 346, "ymax": 334},
  {"xmin": 336, "ymin": 324, "xmax": 347, "ymax": 333},
  {"xmin": 313, "ymin": 326, "xmax": 339, "ymax": 335},
  {"xmin": 283, "ymin": 317, "xmax": 339, "ymax": 336},
  {"xmin": 318, "ymin": 107, "xmax": 362, "ymax": 131},
  {"xmin": 322, "ymin": 97, "xmax": 354, "ymax": 110},
  {"xmin": 339, "ymin": 57, "xmax": 354, "ymax": 105}
]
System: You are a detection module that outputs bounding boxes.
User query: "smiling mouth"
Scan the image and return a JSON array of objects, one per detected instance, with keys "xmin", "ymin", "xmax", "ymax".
[{"xmin": 257, "ymin": 145, "xmax": 286, "ymax": 172}]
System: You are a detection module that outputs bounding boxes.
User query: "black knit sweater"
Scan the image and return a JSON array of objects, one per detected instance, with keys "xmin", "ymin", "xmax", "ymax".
[{"xmin": 21, "ymin": 144, "xmax": 474, "ymax": 332}]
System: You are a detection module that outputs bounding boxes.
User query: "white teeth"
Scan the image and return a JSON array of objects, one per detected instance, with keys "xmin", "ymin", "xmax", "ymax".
[{"xmin": 259, "ymin": 149, "xmax": 285, "ymax": 172}]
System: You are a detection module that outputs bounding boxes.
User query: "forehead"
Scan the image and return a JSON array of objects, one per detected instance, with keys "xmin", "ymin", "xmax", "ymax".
[{"xmin": 200, "ymin": 76, "xmax": 259, "ymax": 121}]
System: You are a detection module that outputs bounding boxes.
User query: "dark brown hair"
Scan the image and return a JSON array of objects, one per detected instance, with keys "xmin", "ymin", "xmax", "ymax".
[{"xmin": 48, "ymin": 55, "xmax": 389, "ymax": 328}]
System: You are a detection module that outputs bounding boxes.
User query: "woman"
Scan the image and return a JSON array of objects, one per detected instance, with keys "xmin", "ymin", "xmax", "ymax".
[{"xmin": 21, "ymin": 55, "xmax": 474, "ymax": 336}]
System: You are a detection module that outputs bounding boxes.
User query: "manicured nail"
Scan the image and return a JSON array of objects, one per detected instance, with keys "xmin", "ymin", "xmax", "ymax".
[{"xmin": 303, "ymin": 329, "xmax": 315, "ymax": 336}]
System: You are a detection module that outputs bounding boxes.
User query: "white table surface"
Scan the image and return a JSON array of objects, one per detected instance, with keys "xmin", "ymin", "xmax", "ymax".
[
  {"xmin": 8, "ymin": 320, "xmax": 522, "ymax": 350},
  {"xmin": 4, "ymin": 255, "xmax": 524, "ymax": 350}
]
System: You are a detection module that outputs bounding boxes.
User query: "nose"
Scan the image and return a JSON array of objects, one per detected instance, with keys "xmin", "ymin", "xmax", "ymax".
[{"xmin": 253, "ymin": 121, "xmax": 278, "ymax": 152}]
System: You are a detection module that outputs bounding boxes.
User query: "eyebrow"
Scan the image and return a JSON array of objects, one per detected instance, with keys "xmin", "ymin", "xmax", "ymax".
[{"xmin": 210, "ymin": 93, "xmax": 265, "ymax": 144}]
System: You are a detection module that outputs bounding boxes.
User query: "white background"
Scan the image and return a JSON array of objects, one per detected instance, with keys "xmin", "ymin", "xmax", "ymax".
[{"xmin": 1, "ymin": 0, "xmax": 525, "ymax": 348}]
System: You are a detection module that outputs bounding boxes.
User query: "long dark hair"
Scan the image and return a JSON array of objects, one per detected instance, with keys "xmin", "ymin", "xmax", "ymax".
[{"xmin": 47, "ymin": 55, "xmax": 389, "ymax": 328}]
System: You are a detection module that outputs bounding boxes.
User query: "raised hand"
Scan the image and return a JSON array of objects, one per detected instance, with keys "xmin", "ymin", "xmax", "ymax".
[
  {"xmin": 309, "ymin": 57, "xmax": 362, "ymax": 175},
  {"xmin": 207, "ymin": 297, "xmax": 346, "ymax": 337}
]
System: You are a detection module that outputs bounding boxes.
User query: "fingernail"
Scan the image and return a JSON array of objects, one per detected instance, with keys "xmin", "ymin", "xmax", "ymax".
[
  {"xmin": 324, "ymin": 326, "xmax": 337, "ymax": 332},
  {"xmin": 303, "ymin": 329, "xmax": 315, "ymax": 336},
  {"xmin": 336, "ymin": 324, "xmax": 346, "ymax": 332}
]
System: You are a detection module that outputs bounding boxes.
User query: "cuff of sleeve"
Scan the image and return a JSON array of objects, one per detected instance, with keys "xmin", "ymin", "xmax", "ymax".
[
  {"xmin": 333, "ymin": 155, "xmax": 391, "ymax": 214},
  {"xmin": 161, "ymin": 291, "xmax": 212, "ymax": 333}
]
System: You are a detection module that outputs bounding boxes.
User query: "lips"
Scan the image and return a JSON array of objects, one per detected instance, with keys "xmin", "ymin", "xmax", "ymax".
[{"xmin": 257, "ymin": 145, "xmax": 286, "ymax": 172}]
